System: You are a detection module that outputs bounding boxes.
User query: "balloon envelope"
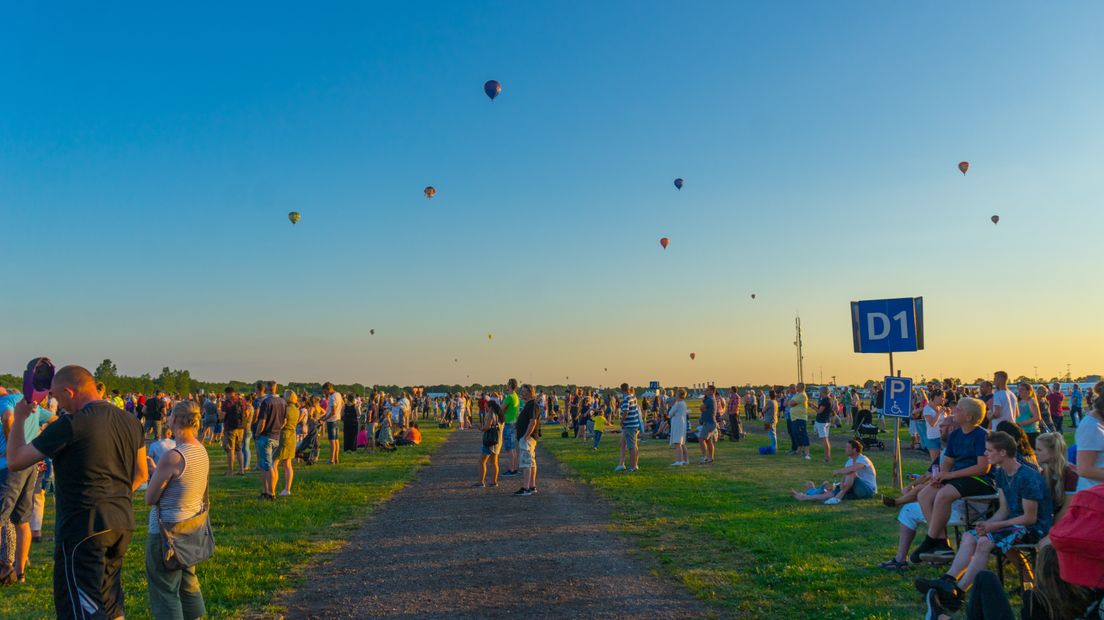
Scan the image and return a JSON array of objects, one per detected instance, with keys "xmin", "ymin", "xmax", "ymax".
[
  {"xmin": 487, "ymin": 334, "xmax": 493, "ymax": 341},
  {"xmin": 689, "ymin": 353, "xmax": 696, "ymax": 360},
  {"xmin": 288, "ymin": 211, "xmax": 300, "ymax": 225},
  {"xmin": 751, "ymin": 294, "xmax": 756, "ymax": 299},
  {"xmin": 959, "ymin": 161, "xmax": 970, "ymax": 175},
  {"xmin": 674, "ymin": 178, "xmax": 684, "ymax": 190},
  {"xmin": 370, "ymin": 329, "xmax": 375, "ymax": 335},
  {"xmin": 424, "ymin": 186, "xmax": 436, "ymax": 199},
  {"xmin": 484, "ymin": 80, "xmax": 501, "ymax": 101},
  {"xmin": 991, "ymin": 215, "xmax": 999, "ymax": 224},
  {"xmin": 660, "ymin": 237, "xmax": 669, "ymax": 249}
]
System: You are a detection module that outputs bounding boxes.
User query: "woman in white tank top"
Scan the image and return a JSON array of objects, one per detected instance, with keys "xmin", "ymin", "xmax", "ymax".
[{"xmin": 145, "ymin": 401, "xmax": 210, "ymax": 620}]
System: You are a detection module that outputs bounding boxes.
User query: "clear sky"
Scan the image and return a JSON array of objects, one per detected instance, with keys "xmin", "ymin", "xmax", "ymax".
[{"xmin": 3, "ymin": 2, "xmax": 1102, "ymax": 387}]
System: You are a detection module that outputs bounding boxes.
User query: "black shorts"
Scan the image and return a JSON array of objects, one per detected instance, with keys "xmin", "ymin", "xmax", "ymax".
[
  {"xmin": 54, "ymin": 529, "xmax": 132, "ymax": 620},
  {"xmin": 947, "ymin": 475, "xmax": 995, "ymax": 497}
]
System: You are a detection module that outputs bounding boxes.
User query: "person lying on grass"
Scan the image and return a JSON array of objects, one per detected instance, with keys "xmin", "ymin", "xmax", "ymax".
[
  {"xmin": 914, "ymin": 430, "xmax": 1053, "ymax": 613},
  {"xmin": 790, "ymin": 439, "xmax": 878, "ymax": 505}
]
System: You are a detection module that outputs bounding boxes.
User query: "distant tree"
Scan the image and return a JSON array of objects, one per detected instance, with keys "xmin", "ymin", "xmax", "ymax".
[{"xmin": 94, "ymin": 359, "xmax": 118, "ymax": 383}]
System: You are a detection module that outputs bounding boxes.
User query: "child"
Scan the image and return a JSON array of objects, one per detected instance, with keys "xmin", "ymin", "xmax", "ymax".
[{"xmin": 592, "ymin": 410, "xmax": 607, "ymax": 449}]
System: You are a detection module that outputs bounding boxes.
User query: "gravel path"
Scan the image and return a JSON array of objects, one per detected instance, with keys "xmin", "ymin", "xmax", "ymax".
[{"xmin": 277, "ymin": 429, "xmax": 708, "ymax": 619}]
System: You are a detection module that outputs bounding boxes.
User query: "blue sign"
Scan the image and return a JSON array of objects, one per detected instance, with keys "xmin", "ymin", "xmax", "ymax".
[
  {"xmin": 883, "ymin": 376, "xmax": 914, "ymax": 419},
  {"xmin": 649, "ymin": 381, "xmax": 661, "ymax": 390},
  {"xmin": 851, "ymin": 297, "xmax": 924, "ymax": 353}
]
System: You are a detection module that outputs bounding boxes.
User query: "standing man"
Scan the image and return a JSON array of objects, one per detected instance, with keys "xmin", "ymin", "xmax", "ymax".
[
  {"xmin": 698, "ymin": 385, "xmax": 718, "ymax": 464},
  {"xmin": 253, "ymin": 381, "xmax": 287, "ymax": 501},
  {"xmin": 615, "ymin": 384, "xmax": 642, "ymax": 472},
  {"xmin": 990, "ymin": 371, "xmax": 1018, "ymax": 431},
  {"xmin": 789, "ymin": 383, "xmax": 811, "ymax": 460},
  {"xmin": 1046, "ymin": 383, "xmax": 1065, "ymax": 433},
  {"xmin": 814, "ymin": 386, "xmax": 833, "ymax": 463},
  {"xmin": 220, "ymin": 386, "xmax": 245, "ymax": 475},
  {"xmin": 513, "ymin": 384, "xmax": 540, "ymax": 496},
  {"xmin": 1071, "ymin": 383, "xmax": 1083, "ymax": 427},
  {"xmin": 727, "ymin": 387, "xmax": 743, "ymax": 441},
  {"xmin": 322, "ymin": 382, "xmax": 343, "ymax": 464},
  {"xmin": 501, "ymin": 379, "xmax": 520, "ymax": 478},
  {"xmin": 6, "ymin": 365, "xmax": 146, "ymax": 620},
  {"xmin": 143, "ymin": 390, "xmax": 166, "ymax": 440},
  {"xmin": 0, "ymin": 392, "xmax": 56, "ymax": 584}
]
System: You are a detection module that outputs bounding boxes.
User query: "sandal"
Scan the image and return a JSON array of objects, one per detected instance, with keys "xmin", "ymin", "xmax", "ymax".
[{"xmin": 879, "ymin": 559, "xmax": 909, "ymax": 571}]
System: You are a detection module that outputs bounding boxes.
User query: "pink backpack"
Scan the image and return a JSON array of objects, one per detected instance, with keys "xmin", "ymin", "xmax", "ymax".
[{"xmin": 1050, "ymin": 484, "xmax": 1104, "ymax": 588}]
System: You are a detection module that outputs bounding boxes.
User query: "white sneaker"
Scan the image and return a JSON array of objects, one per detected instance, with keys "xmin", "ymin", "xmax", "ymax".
[
  {"xmin": 614, "ymin": 465, "xmax": 626, "ymax": 471},
  {"xmin": 279, "ymin": 489, "xmax": 291, "ymax": 497},
  {"xmin": 823, "ymin": 497, "xmax": 841, "ymax": 505},
  {"xmin": 803, "ymin": 455, "xmax": 811, "ymax": 460},
  {"xmin": 671, "ymin": 461, "xmax": 682, "ymax": 466}
]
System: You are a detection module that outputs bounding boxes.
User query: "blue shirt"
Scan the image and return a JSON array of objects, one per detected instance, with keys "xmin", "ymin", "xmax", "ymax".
[
  {"xmin": 0, "ymin": 394, "xmax": 54, "ymax": 470},
  {"xmin": 995, "ymin": 463, "xmax": 1053, "ymax": 538},
  {"xmin": 700, "ymin": 395, "xmax": 716, "ymax": 426},
  {"xmin": 1071, "ymin": 388, "xmax": 1083, "ymax": 406},
  {"xmin": 943, "ymin": 426, "xmax": 990, "ymax": 476}
]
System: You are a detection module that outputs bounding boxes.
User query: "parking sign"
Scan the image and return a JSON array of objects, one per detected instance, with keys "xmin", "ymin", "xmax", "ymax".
[
  {"xmin": 883, "ymin": 376, "xmax": 913, "ymax": 419},
  {"xmin": 851, "ymin": 297, "xmax": 924, "ymax": 353}
]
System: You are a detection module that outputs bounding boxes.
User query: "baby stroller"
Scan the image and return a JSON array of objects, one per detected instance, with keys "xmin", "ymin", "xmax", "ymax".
[
  {"xmin": 852, "ymin": 412, "xmax": 887, "ymax": 452},
  {"xmin": 296, "ymin": 419, "xmax": 321, "ymax": 465}
]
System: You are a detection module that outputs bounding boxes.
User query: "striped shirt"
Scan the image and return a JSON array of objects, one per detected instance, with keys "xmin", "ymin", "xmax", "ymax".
[
  {"xmin": 148, "ymin": 442, "xmax": 209, "ymax": 534},
  {"xmin": 620, "ymin": 394, "xmax": 642, "ymax": 430}
]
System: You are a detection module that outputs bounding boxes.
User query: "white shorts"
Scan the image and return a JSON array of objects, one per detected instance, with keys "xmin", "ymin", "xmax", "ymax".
[
  {"xmin": 897, "ymin": 499, "xmax": 968, "ymax": 530},
  {"xmin": 814, "ymin": 422, "xmax": 830, "ymax": 439}
]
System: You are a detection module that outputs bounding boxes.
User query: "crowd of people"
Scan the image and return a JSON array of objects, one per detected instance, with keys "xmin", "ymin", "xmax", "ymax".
[{"xmin": 1, "ymin": 364, "xmax": 1101, "ymax": 619}]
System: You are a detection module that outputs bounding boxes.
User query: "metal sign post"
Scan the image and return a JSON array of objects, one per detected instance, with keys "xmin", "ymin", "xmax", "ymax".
[{"xmin": 852, "ymin": 297, "xmax": 925, "ymax": 491}]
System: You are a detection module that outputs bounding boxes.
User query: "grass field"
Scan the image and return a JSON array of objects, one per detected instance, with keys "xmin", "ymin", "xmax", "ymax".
[
  {"xmin": 0, "ymin": 426, "xmax": 449, "ymax": 620},
  {"xmin": 542, "ymin": 421, "xmax": 956, "ymax": 620}
]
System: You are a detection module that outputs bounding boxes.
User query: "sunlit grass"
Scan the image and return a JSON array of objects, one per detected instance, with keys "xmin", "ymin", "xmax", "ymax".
[{"xmin": 1, "ymin": 426, "xmax": 449, "ymax": 619}]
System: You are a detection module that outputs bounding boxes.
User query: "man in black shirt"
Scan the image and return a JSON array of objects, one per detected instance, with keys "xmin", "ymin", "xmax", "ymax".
[
  {"xmin": 143, "ymin": 390, "xmax": 166, "ymax": 439},
  {"xmin": 253, "ymin": 381, "xmax": 287, "ymax": 500},
  {"xmin": 221, "ymin": 386, "xmax": 245, "ymax": 475},
  {"xmin": 514, "ymin": 384, "xmax": 540, "ymax": 497},
  {"xmin": 8, "ymin": 365, "xmax": 146, "ymax": 620}
]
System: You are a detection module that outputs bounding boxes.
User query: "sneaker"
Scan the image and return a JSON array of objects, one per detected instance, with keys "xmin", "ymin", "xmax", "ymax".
[
  {"xmin": 489, "ymin": 482, "xmax": 498, "ymax": 487},
  {"xmin": 909, "ymin": 536, "xmax": 937, "ymax": 564},
  {"xmin": 928, "ymin": 538, "xmax": 954, "ymax": 558},
  {"xmin": 671, "ymin": 461, "xmax": 683, "ymax": 466},
  {"xmin": 924, "ymin": 589, "xmax": 946, "ymax": 620},
  {"xmin": 614, "ymin": 465, "xmax": 626, "ymax": 471},
  {"xmin": 470, "ymin": 482, "xmax": 486, "ymax": 488},
  {"xmin": 626, "ymin": 467, "xmax": 638, "ymax": 472},
  {"xmin": 279, "ymin": 489, "xmax": 292, "ymax": 497},
  {"xmin": 513, "ymin": 488, "xmax": 532, "ymax": 496},
  {"xmin": 503, "ymin": 470, "xmax": 520, "ymax": 477},
  {"xmin": 528, "ymin": 488, "xmax": 538, "ymax": 494},
  {"xmin": 823, "ymin": 497, "xmax": 841, "ymax": 505},
  {"xmin": 803, "ymin": 455, "xmax": 811, "ymax": 460}
]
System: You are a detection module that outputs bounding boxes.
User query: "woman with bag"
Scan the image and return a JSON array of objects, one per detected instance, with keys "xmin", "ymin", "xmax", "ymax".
[
  {"xmin": 145, "ymin": 401, "xmax": 211, "ymax": 620},
  {"xmin": 474, "ymin": 401, "xmax": 504, "ymax": 487}
]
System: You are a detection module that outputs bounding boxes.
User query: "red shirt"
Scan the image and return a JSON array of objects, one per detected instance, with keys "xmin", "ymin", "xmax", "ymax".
[{"xmin": 1047, "ymin": 391, "xmax": 1065, "ymax": 415}]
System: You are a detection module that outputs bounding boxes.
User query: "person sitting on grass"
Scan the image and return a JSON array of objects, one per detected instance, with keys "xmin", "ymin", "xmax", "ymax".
[
  {"xmin": 915, "ymin": 430, "xmax": 1053, "ymax": 613},
  {"xmin": 911, "ymin": 397, "xmax": 994, "ymax": 562},
  {"xmin": 790, "ymin": 439, "xmax": 878, "ymax": 505},
  {"xmin": 395, "ymin": 422, "xmax": 422, "ymax": 446}
]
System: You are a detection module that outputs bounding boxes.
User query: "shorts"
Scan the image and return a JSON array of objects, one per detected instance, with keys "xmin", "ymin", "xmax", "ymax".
[
  {"xmin": 969, "ymin": 525, "xmax": 1030, "ymax": 553},
  {"xmin": 898, "ymin": 499, "xmax": 970, "ymax": 530},
  {"xmin": 256, "ymin": 435, "xmax": 278, "ymax": 471},
  {"xmin": 203, "ymin": 416, "xmax": 217, "ymax": 428},
  {"xmin": 54, "ymin": 528, "xmax": 131, "ymax": 620},
  {"xmin": 518, "ymin": 437, "xmax": 536, "ymax": 469},
  {"xmin": 622, "ymin": 428, "xmax": 640, "ymax": 451},
  {"xmin": 792, "ymin": 419, "xmax": 810, "ymax": 447},
  {"xmin": 700, "ymin": 423, "xmax": 717, "ymax": 441},
  {"xmin": 502, "ymin": 423, "xmax": 517, "ymax": 451},
  {"xmin": 326, "ymin": 421, "xmax": 339, "ymax": 441},
  {"xmin": 909, "ymin": 419, "xmax": 921, "ymax": 436},
  {"xmin": 222, "ymin": 428, "xmax": 244, "ymax": 452},
  {"xmin": 922, "ymin": 435, "xmax": 942, "ymax": 451},
  {"xmin": 844, "ymin": 478, "xmax": 875, "ymax": 499},
  {"xmin": 947, "ymin": 475, "xmax": 996, "ymax": 497},
  {"xmin": 814, "ymin": 422, "xmax": 831, "ymax": 439},
  {"xmin": 0, "ymin": 466, "xmax": 38, "ymax": 524},
  {"xmin": 365, "ymin": 423, "xmax": 376, "ymax": 441}
]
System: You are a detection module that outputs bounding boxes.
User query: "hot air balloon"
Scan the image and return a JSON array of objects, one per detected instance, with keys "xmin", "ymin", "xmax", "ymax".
[
  {"xmin": 288, "ymin": 211, "xmax": 300, "ymax": 225},
  {"xmin": 674, "ymin": 178, "xmax": 684, "ymax": 190},
  {"xmin": 484, "ymin": 80, "xmax": 501, "ymax": 101},
  {"xmin": 958, "ymin": 161, "xmax": 970, "ymax": 175},
  {"xmin": 370, "ymin": 329, "xmax": 375, "ymax": 335},
  {"xmin": 487, "ymin": 334, "xmax": 493, "ymax": 341},
  {"xmin": 454, "ymin": 358, "xmax": 459, "ymax": 362},
  {"xmin": 751, "ymin": 294, "xmax": 756, "ymax": 299},
  {"xmin": 991, "ymin": 215, "xmax": 1000, "ymax": 225},
  {"xmin": 660, "ymin": 237, "xmax": 669, "ymax": 249},
  {"xmin": 689, "ymin": 352, "xmax": 696, "ymax": 360},
  {"xmin": 424, "ymin": 186, "xmax": 436, "ymax": 199},
  {"xmin": 604, "ymin": 367, "xmax": 608, "ymax": 372}
]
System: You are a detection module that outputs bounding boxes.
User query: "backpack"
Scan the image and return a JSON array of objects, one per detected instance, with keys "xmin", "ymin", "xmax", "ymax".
[{"xmin": 1049, "ymin": 484, "xmax": 1104, "ymax": 588}]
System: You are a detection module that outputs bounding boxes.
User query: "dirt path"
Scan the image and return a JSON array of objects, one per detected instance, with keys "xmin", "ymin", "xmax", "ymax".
[{"xmin": 276, "ymin": 429, "xmax": 708, "ymax": 619}]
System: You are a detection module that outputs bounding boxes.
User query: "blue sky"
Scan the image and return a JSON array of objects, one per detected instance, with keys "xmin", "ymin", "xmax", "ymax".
[{"xmin": 3, "ymin": 2, "xmax": 1102, "ymax": 386}]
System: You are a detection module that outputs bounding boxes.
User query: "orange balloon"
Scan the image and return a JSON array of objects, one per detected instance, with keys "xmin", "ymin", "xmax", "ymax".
[
  {"xmin": 424, "ymin": 186, "xmax": 437, "ymax": 199},
  {"xmin": 660, "ymin": 237, "xmax": 669, "ymax": 249}
]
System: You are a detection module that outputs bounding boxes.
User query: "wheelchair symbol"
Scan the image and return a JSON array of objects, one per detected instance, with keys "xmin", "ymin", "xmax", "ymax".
[{"xmin": 889, "ymin": 401, "xmax": 904, "ymax": 416}]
